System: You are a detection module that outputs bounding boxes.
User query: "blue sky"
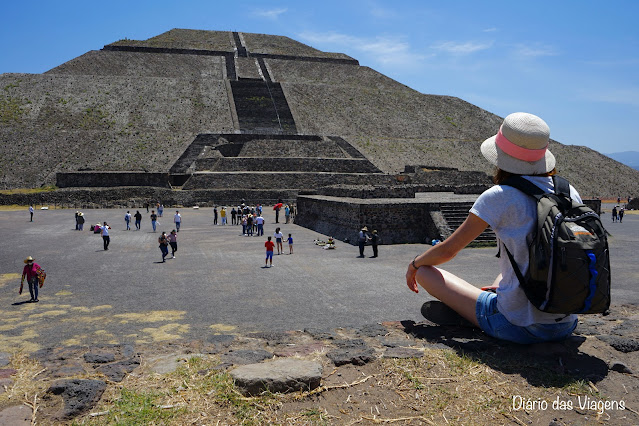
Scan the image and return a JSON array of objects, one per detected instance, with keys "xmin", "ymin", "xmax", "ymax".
[{"xmin": 2, "ymin": 0, "xmax": 638, "ymax": 154}]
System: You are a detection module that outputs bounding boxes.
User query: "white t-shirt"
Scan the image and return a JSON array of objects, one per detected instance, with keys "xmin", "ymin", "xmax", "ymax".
[
  {"xmin": 100, "ymin": 225, "xmax": 110, "ymax": 236},
  {"xmin": 174, "ymin": 213, "xmax": 181, "ymax": 223},
  {"xmin": 256, "ymin": 216, "xmax": 264, "ymax": 225},
  {"xmin": 274, "ymin": 232, "xmax": 284, "ymax": 240},
  {"xmin": 470, "ymin": 176, "xmax": 581, "ymax": 326}
]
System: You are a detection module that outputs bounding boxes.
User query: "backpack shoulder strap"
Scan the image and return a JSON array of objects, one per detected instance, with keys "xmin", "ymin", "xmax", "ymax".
[
  {"xmin": 552, "ymin": 175, "xmax": 571, "ymax": 198},
  {"xmin": 500, "ymin": 176, "xmax": 546, "ymax": 199}
]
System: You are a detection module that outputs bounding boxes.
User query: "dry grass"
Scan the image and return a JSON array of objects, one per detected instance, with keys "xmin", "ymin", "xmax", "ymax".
[
  {"xmin": 34, "ymin": 346, "xmax": 603, "ymax": 425},
  {"xmin": 0, "ymin": 186, "xmax": 57, "ymax": 195},
  {"xmin": 0, "ymin": 336, "xmax": 631, "ymax": 425},
  {"xmin": 0, "ymin": 352, "xmax": 49, "ymax": 423}
]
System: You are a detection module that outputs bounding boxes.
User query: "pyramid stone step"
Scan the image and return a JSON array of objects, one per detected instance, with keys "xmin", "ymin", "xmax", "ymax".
[
  {"xmin": 194, "ymin": 157, "xmax": 382, "ymax": 173},
  {"xmin": 183, "ymin": 171, "xmax": 394, "ymax": 190}
]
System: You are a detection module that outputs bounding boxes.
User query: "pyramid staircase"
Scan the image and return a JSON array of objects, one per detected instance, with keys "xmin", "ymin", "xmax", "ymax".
[
  {"xmin": 439, "ymin": 202, "xmax": 497, "ymax": 245},
  {"xmin": 230, "ymin": 80, "xmax": 297, "ymax": 134}
]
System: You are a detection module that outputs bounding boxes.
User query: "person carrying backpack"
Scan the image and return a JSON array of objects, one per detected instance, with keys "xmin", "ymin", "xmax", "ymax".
[{"xmin": 405, "ymin": 112, "xmax": 609, "ymax": 344}]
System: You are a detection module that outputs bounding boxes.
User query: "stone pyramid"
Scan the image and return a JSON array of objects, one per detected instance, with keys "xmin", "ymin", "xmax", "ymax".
[{"xmin": 1, "ymin": 28, "xmax": 638, "ymax": 198}]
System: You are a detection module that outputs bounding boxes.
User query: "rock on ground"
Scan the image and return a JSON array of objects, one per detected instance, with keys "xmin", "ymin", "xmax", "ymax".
[
  {"xmin": 47, "ymin": 379, "xmax": 107, "ymax": 419},
  {"xmin": 0, "ymin": 405, "xmax": 32, "ymax": 425},
  {"xmin": 230, "ymin": 358, "xmax": 322, "ymax": 396}
]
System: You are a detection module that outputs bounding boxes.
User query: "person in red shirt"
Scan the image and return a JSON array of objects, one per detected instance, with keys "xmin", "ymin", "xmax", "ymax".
[
  {"xmin": 264, "ymin": 236, "xmax": 275, "ymax": 268},
  {"xmin": 21, "ymin": 256, "xmax": 42, "ymax": 302}
]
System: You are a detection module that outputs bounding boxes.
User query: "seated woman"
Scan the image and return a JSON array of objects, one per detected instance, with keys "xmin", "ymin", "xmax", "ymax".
[
  {"xmin": 324, "ymin": 237, "xmax": 336, "ymax": 249},
  {"xmin": 406, "ymin": 112, "xmax": 579, "ymax": 344}
]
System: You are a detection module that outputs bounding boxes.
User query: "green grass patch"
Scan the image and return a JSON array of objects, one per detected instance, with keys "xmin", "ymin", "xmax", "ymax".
[
  {"xmin": 84, "ymin": 388, "xmax": 185, "ymax": 425},
  {"xmin": 0, "ymin": 95, "xmax": 26, "ymax": 124},
  {"xmin": 80, "ymin": 105, "xmax": 112, "ymax": 129},
  {"xmin": 0, "ymin": 185, "xmax": 58, "ymax": 195}
]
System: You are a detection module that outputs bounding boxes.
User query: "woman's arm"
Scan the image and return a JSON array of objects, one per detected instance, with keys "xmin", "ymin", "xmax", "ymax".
[{"xmin": 406, "ymin": 213, "xmax": 488, "ymax": 293}]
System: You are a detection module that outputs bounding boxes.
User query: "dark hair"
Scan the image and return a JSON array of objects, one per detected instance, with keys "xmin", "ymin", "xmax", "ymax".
[{"xmin": 492, "ymin": 167, "xmax": 557, "ymax": 185}]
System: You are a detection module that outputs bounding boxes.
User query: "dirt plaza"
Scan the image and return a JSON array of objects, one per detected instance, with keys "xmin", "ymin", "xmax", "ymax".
[{"xmin": 0, "ymin": 204, "xmax": 637, "ymax": 353}]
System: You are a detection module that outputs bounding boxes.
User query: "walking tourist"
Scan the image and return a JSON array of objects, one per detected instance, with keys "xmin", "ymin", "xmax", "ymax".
[
  {"xmin": 20, "ymin": 256, "xmax": 44, "ymax": 303},
  {"xmin": 174, "ymin": 210, "xmax": 182, "ymax": 232},
  {"xmin": 287, "ymin": 233, "xmax": 294, "ymax": 254},
  {"xmin": 406, "ymin": 112, "xmax": 581, "ymax": 344},
  {"xmin": 134, "ymin": 210, "xmax": 142, "ymax": 230},
  {"xmin": 75, "ymin": 211, "xmax": 80, "ymax": 230},
  {"xmin": 246, "ymin": 214, "xmax": 254, "ymax": 236},
  {"xmin": 125, "ymin": 211, "xmax": 132, "ymax": 230},
  {"xmin": 274, "ymin": 203, "xmax": 281, "ymax": 223},
  {"xmin": 231, "ymin": 207, "xmax": 237, "ymax": 225},
  {"xmin": 158, "ymin": 204, "xmax": 164, "ymax": 217},
  {"xmin": 274, "ymin": 227, "xmax": 284, "ymax": 255},
  {"xmin": 371, "ymin": 230, "xmax": 379, "ymax": 258},
  {"xmin": 265, "ymin": 236, "xmax": 275, "ymax": 267},
  {"xmin": 256, "ymin": 213, "xmax": 264, "ymax": 236},
  {"xmin": 29, "ymin": 205, "xmax": 34, "ymax": 222},
  {"xmin": 77, "ymin": 212, "xmax": 85, "ymax": 230},
  {"xmin": 619, "ymin": 207, "xmax": 624, "ymax": 223},
  {"xmin": 213, "ymin": 207, "xmax": 218, "ymax": 225},
  {"xmin": 358, "ymin": 226, "xmax": 369, "ymax": 257},
  {"xmin": 150, "ymin": 210, "xmax": 158, "ymax": 232},
  {"xmin": 158, "ymin": 232, "xmax": 169, "ymax": 262},
  {"xmin": 168, "ymin": 230, "xmax": 178, "ymax": 258},
  {"xmin": 100, "ymin": 222, "xmax": 111, "ymax": 250},
  {"xmin": 612, "ymin": 206, "xmax": 618, "ymax": 222},
  {"xmin": 220, "ymin": 207, "xmax": 227, "ymax": 225}
]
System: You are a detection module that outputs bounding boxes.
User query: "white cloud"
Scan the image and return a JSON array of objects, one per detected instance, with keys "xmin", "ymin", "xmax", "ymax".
[
  {"xmin": 253, "ymin": 8, "xmax": 287, "ymax": 19},
  {"xmin": 369, "ymin": 5, "xmax": 397, "ymax": 19},
  {"xmin": 512, "ymin": 43, "xmax": 558, "ymax": 58},
  {"xmin": 580, "ymin": 87, "xmax": 639, "ymax": 107},
  {"xmin": 430, "ymin": 41, "xmax": 493, "ymax": 55},
  {"xmin": 298, "ymin": 31, "xmax": 428, "ymax": 68},
  {"xmin": 483, "ymin": 27, "xmax": 498, "ymax": 32}
]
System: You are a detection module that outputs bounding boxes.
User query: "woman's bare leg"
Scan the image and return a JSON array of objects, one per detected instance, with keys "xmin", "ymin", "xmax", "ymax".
[{"xmin": 415, "ymin": 266, "xmax": 482, "ymax": 327}]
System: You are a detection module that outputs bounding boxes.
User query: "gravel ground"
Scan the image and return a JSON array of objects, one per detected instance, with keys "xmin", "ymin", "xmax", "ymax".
[{"xmin": 0, "ymin": 204, "xmax": 636, "ymax": 353}]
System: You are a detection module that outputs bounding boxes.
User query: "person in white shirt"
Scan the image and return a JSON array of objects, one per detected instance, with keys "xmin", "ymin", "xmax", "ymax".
[
  {"xmin": 100, "ymin": 222, "xmax": 111, "ymax": 250},
  {"xmin": 174, "ymin": 211, "xmax": 182, "ymax": 232},
  {"xmin": 274, "ymin": 227, "xmax": 284, "ymax": 255},
  {"xmin": 406, "ymin": 112, "xmax": 579, "ymax": 344},
  {"xmin": 29, "ymin": 205, "xmax": 34, "ymax": 222},
  {"xmin": 125, "ymin": 211, "xmax": 132, "ymax": 230},
  {"xmin": 256, "ymin": 214, "xmax": 265, "ymax": 236}
]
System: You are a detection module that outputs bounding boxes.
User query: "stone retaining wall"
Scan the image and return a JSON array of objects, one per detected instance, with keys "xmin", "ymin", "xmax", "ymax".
[
  {"xmin": 0, "ymin": 187, "xmax": 299, "ymax": 208},
  {"xmin": 583, "ymin": 199, "xmax": 602, "ymax": 216},
  {"xmin": 56, "ymin": 172, "xmax": 170, "ymax": 188},
  {"xmin": 236, "ymin": 138, "xmax": 348, "ymax": 158},
  {"xmin": 194, "ymin": 157, "xmax": 381, "ymax": 173},
  {"xmin": 295, "ymin": 195, "xmax": 443, "ymax": 245},
  {"xmin": 182, "ymin": 172, "xmax": 394, "ymax": 190},
  {"xmin": 407, "ymin": 169, "xmax": 491, "ymax": 186},
  {"xmin": 318, "ymin": 183, "xmax": 490, "ymax": 199}
]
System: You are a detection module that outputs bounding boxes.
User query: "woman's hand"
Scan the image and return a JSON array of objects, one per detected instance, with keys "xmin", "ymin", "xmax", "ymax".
[
  {"xmin": 404, "ymin": 213, "xmax": 488, "ymax": 295},
  {"xmin": 406, "ymin": 263, "xmax": 419, "ymax": 293}
]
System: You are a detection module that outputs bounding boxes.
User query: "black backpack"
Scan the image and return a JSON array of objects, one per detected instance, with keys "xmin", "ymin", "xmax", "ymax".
[{"xmin": 500, "ymin": 176, "xmax": 611, "ymax": 315}]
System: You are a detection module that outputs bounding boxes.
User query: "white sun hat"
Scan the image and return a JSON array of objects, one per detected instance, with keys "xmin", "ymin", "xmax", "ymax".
[{"xmin": 481, "ymin": 112, "xmax": 556, "ymax": 175}]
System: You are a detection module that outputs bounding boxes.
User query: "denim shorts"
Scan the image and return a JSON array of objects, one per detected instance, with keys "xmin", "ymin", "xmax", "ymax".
[
  {"xmin": 475, "ymin": 291, "xmax": 577, "ymax": 344},
  {"xmin": 266, "ymin": 251, "xmax": 273, "ymax": 260}
]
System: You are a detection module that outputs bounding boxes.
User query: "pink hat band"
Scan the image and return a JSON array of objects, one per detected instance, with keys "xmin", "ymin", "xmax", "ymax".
[{"xmin": 495, "ymin": 128, "xmax": 547, "ymax": 162}]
